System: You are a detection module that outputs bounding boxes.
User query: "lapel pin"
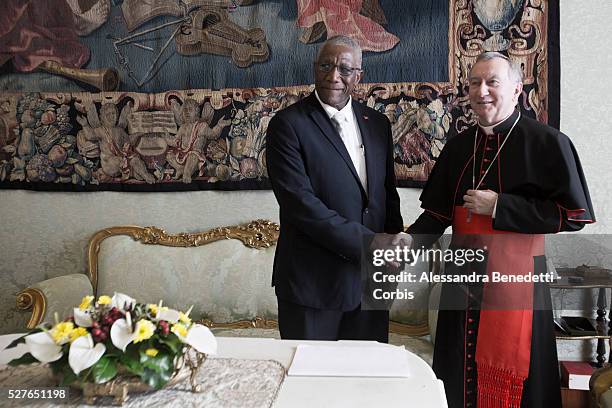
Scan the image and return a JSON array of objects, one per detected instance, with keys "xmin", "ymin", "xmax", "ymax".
[{"xmin": 363, "ymin": 115, "xmax": 368, "ymax": 120}]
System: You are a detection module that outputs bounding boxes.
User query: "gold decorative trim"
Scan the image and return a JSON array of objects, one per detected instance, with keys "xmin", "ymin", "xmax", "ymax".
[
  {"xmin": 198, "ymin": 316, "xmax": 430, "ymax": 337},
  {"xmin": 87, "ymin": 219, "xmax": 279, "ymax": 294},
  {"xmin": 389, "ymin": 321, "xmax": 430, "ymax": 337},
  {"xmin": 199, "ymin": 316, "xmax": 279, "ymax": 330},
  {"xmin": 16, "ymin": 288, "xmax": 46, "ymax": 329}
]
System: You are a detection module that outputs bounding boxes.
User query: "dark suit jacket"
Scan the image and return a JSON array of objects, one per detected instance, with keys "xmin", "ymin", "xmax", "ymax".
[{"xmin": 266, "ymin": 93, "xmax": 403, "ymax": 311}]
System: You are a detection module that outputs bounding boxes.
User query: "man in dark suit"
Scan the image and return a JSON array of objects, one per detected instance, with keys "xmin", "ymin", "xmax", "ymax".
[{"xmin": 266, "ymin": 35, "xmax": 405, "ymax": 342}]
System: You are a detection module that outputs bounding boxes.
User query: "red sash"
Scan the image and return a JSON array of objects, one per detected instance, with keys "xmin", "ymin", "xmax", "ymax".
[{"xmin": 452, "ymin": 207, "xmax": 544, "ymax": 408}]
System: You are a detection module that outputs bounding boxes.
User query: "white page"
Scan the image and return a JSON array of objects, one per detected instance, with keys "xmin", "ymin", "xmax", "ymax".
[{"xmin": 288, "ymin": 344, "xmax": 412, "ymax": 377}]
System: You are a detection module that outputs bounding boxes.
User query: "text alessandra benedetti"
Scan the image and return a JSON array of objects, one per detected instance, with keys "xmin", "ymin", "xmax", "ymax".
[{"xmin": 372, "ymin": 271, "xmax": 556, "ymax": 283}]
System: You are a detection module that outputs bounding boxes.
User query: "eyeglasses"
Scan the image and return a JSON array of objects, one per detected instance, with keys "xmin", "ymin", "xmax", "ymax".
[{"xmin": 316, "ymin": 62, "xmax": 362, "ymax": 77}]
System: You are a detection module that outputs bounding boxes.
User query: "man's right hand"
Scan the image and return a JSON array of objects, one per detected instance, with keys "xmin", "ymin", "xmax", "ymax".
[{"xmin": 370, "ymin": 232, "xmax": 412, "ymax": 268}]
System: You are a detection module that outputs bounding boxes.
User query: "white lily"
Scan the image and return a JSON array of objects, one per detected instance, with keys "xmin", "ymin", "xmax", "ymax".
[
  {"xmin": 69, "ymin": 334, "xmax": 105, "ymax": 375},
  {"xmin": 184, "ymin": 324, "xmax": 217, "ymax": 355},
  {"xmin": 73, "ymin": 308, "xmax": 93, "ymax": 328},
  {"xmin": 156, "ymin": 307, "xmax": 181, "ymax": 323},
  {"xmin": 25, "ymin": 332, "xmax": 63, "ymax": 363},
  {"xmin": 111, "ymin": 292, "xmax": 135, "ymax": 311},
  {"xmin": 110, "ymin": 313, "xmax": 134, "ymax": 352}
]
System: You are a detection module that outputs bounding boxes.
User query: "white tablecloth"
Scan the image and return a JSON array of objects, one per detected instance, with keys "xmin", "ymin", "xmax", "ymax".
[{"xmin": 0, "ymin": 334, "xmax": 447, "ymax": 407}]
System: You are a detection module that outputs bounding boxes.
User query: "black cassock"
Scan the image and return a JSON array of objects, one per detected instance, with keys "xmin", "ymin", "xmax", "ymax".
[{"xmin": 408, "ymin": 110, "xmax": 595, "ymax": 408}]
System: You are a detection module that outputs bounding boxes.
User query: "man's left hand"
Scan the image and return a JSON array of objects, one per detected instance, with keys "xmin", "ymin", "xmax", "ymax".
[{"xmin": 463, "ymin": 189, "xmax": 498, "ymax": 215}]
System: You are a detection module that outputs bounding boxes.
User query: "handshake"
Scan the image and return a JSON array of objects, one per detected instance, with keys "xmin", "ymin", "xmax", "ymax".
[{"xmin": 369, "ymin": 232, "xmax": 412, "ymax": 268}]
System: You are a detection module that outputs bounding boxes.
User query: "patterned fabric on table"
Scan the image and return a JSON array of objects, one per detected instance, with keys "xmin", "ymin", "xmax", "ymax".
[{"xmin": 0, "ymin": 358, "xmax": 285, "ymax": 407}]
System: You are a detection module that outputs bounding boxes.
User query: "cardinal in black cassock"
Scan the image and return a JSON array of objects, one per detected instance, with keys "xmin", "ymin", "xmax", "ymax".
[{"xmin": 407, "ymin": 53, "xmax": 594, "ymax": 408}]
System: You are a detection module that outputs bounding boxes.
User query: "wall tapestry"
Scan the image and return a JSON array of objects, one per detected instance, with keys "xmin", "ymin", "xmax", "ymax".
[{"xmin": 0, "ymin": 0, "xmax": 558, "ymax": 191}]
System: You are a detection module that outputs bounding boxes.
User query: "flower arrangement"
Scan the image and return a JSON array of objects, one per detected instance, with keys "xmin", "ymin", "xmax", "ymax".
[{"xmin": 7, "ymin": 293, "xmax": 217, "ymax": 390}]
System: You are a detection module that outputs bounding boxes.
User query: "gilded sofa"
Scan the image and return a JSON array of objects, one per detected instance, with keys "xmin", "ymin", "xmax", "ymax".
[{"xmin": 15, "ymin": 219, "xmax": 439, "ymax": 363}]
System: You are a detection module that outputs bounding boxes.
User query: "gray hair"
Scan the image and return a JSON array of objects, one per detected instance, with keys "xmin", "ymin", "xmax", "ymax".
[
  {"xmin": 473, "ymin": 52, "xmax": 523, "ymax": 83},
  {"xmin": 316, "ymin": 35, "xmax": 362, "ymax": 66}
]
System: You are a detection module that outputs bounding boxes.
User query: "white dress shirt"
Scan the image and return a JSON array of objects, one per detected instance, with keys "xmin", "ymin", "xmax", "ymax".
[{"xmin": 315, "ymin": 91, "xmax": 368, "ymax": 192}]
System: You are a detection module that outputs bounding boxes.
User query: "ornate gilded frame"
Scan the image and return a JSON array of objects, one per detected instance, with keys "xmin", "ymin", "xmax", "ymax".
[
  {"xmin": 86, "ymin": 219, "xmax": 280, "ymax": 292},
  {"xmin": 15, "ymin": 287, "xmax": 47, "ymax": 329}
]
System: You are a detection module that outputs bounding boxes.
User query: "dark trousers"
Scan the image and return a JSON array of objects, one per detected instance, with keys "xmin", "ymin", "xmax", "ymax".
[{"xmin": 277, "ymin": 298, "xmax": 389, "ymax": 343}]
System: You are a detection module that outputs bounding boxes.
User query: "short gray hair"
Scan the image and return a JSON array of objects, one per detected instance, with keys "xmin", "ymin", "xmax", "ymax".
[
  {"xmin": 473, "ymin": 52, "xmax": 523, "ymax": 83},
  {"xmin": 316, "ymin": 35, "xmax": 362, "ymax": 66}
]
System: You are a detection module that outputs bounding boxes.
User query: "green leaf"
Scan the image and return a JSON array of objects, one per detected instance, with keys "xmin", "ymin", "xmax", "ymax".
[
  {"xmin": 49, "ymin": 353, "xmax": 69, "ymax": 374},
  {"xmin": 159, "ymin": 334, "xmax": 182, "ymax": 354},
  {"xmin": 8, "ymin": 352, "xmax": 38, "ymax": 366},
  {"xmin": 139, "ymin": 349, "xmax": 172, "ymax": 374},
  {"xmin": 91, "ymin": 356, "xmax": 118, "ymax": 384},
  {"xmin": 5, "ymin": 334, "xmax": 27, "ymax": 349},
  {"xmin": 119, "ymin": 349, "xmax": 144, "ymax": 376},
  {"xmin": 140, "ymin": 367, "xmax": 173, "ymax": 390},
  {"xmin": 5, "ymin": 328, "xmax": 44, "ymax": 349},
  {"xmin": 103, "ymin": 343, "xmax": 122, "ymax": 357}
]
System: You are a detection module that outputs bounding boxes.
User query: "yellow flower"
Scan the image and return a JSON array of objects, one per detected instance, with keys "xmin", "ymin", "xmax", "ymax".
[
  {"xmin": 145, "ymin": 348, "xmax": 159, "ymax": 357},
  {"xmin": 148, "ymin": 304, "xmax": 158, "ymax": 316},
  {"xmin": 178, "ymin": 312, "xmax": 191, "ymax": 325},
  {"xmin": 79, "ymin": 296, "xmax": 94, "ymax": 311},
  {"xmin": 133, "ymin": 320, "xmax": 156, "ymax": 343},
  {"xmin": 51, "ymin": 322, "xmax": 74, "ymax": 344},
  {"xmin": 171, "ymin": 323, "xmax": 188, "ymax": 338},
  {"xmin": 148, "ymin": 304, "xmax": 167, "ymax": 316},
  {"xmin": 98, "ymin": 295, "xmax": 112, "ymax": 305},
  {"xmin": 69, "ymin": 327, "xmax": 88, "ymax": 343}
]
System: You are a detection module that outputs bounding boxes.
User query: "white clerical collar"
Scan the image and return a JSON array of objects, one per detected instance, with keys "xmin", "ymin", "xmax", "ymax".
[
  {"xmin": 478, "ymin": 112, "xmax": 514, "ymax": 135},
  {"xmin": 315, "ymin": 90, "xmax": 354, "ymax": 121}
]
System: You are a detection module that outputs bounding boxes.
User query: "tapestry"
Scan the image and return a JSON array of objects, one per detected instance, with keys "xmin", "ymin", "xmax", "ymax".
[{"xmin": 0, "ymin": 0, "xmax": 558, "ymax": 191}]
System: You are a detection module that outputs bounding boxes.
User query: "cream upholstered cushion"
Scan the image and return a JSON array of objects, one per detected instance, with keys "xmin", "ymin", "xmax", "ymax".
[
  {"xmin": 428, "ymin": 283, "xmax": 442, "ymax": 344},
  {"xmin": 32, "ymin": 274, "xmax": 94, "ymax": 325},
  {"xmin": 97, "ymin": 236, "xmax": 277, "ymax": 323},
  {"xmin": 389, "ymin": 257, "xmax": 431, "ymax": 330},
  {"xmin": 602, "ymin": 390, "xmax": 612, "ymax": 408}
]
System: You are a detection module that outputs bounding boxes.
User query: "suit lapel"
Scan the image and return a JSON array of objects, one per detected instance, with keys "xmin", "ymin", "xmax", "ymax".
[
  {"xmin": 306, "ymin": 95, "xmax": 363, "ymax": 191},
  {"xmin": 353, "ymin": 100, "xmax": 374, "ymax": 199}
]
